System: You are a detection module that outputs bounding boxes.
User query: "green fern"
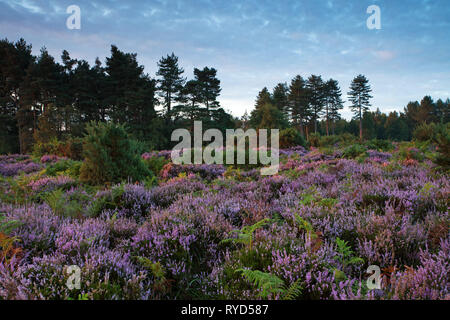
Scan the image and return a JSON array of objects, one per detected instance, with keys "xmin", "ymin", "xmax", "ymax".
[
  {"xmin": 332, "ymin": 237, "xmax": 364, "ymax": 282},
  {"xmin": 0, "ymin": 212, "xmax": 22, "ymax": 235},
  {"xmin": 334, "ymin": 237, "xmax": 364, "ymax": 268},
  {"xmin": 221, "ymin": 218, "xmax": 270, "ymax": 250},
  {"xmin": 237, "ymin": 269, "xmax": 302, "ymax": 300},
  {"xmin": 136, "ymin": 256, "xmax": 166, "ymax": 280},
  {"xmin": 44, "ymin": 189, "xmax": 65, "ymax": 216}
]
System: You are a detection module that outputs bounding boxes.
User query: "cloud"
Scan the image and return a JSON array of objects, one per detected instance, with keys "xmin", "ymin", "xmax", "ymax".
[
  {"xmin": 373, "ymin": 50, "xmax": 396, "ymax": 61},
  {"xmin": 0, "ymin": 0, "xmax": 449, "ymax": 118}
]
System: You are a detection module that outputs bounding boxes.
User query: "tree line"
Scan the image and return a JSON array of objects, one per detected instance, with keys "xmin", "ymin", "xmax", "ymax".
[
  {"xmin": 246, "ymin": 74, "xmax": 449, "ymax": 142},
  {"xmin": 1, "ymin": 38, "xmax": 448, "ymax": 154}
]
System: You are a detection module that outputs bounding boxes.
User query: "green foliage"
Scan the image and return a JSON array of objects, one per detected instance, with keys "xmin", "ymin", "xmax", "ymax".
[
  {"xmin": 143, "ymin": 156, "xmax": 168, "ymax": 176},
  {"xmin": 432, "ymin": 124, "xmax": 450, "ymax": 171},
  {"xmin": 0, "ymin": 212, "xmax": 22, "ymax": 235},
  {"xmin": 413, "ymin": 122, "xmax": 438, "ymax": 142},
  {"xmin": 0, "ymin": 212, "xmax": 22, "ymax": 263},
  {"xmin": 45, "ymin": 159, "xmax": 82, "ymax": 178},
  {"xmin": 308, "ymin": 133, "xmax": 321, "ymax": 147},
  {"xmin": 88, "ymin": 184, "xmax": 125, "ymax": 217},
  {"xmin": 222, "ymin": 218, "xmax": 270, "ymax": 250},
  {"xmin": 236, "ymin": 269, "xmax": 302, "ymax": 300},
  {"xmin": 343, "ymin": 144, "xmax": 367, "ymax": 159},
  {"xmin": 365, "ymin": 139, "xmax": 394, "ymax": 151},
  {"xmin": 32, "ymin": 137, "xmax": 84, "ymax": 160},
  {"xmin": 334, "ymin": 237, "xmax": 364, "ymax": 268},
  {"xmin": 279, "ymin": 128, "xmax": 307, "ymax": 148},
  {"xmin": 44, "ymin": 189, "xmax": 87, "ymax": 218},
  {"xmin": 396, "ymin": 143, "xmax": 424, "ymax": 161},
  {"xmin": 136, "ymin": 256, "xmax": 166, "ymax": 280},
  {"xmin": 79, "ymin": 121, "xmax": 150, "ymax": 185}
]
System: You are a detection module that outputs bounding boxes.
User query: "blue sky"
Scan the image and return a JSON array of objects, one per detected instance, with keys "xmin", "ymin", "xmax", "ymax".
[{"xmin": 0, "ymin": 0, "xmax": 449, "ymax": 118}]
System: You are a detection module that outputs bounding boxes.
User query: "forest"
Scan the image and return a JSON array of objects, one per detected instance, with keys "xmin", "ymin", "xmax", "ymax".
[{"xmin": 1, "ymin": 38, "xmax": 449, "ymax": 155}]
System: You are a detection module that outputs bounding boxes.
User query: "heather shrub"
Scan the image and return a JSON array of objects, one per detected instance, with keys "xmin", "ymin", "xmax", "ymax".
[
  {"xmin": 88, "ymin": 184, "xmax": 154, "ymax": 220},
  {"xmin": 0, "ymin": 160, "xmax": 41, "ymax": 177},
  {"xmin": 27, "ymin": 175, "xmax": 76, "ymax": 194},
  {"xmin": 79, "ymin": 122, "xmax": 151, "ymax": 185}
]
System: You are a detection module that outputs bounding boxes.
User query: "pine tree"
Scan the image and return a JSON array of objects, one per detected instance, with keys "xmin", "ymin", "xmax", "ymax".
[
  {"xmin": 348, "ymin": 74, "xmax": 372, "ymax": 140},
  {"xmin": 28, "ymin": 48, "xmax": 64, "ymax": 144},
  {"xmin": 306, "ymin": 75, "xmax": 325, "ymax": 134},
  {"xmin": 272, "ymin": 82, "xmax": 289, "ymax": 117},
  {"xmin": 0, "ymin": 38, "xmax": 34, "ymax": 153},
  {"xmin": 156, "ymin": 53, "xmax": 186, "ymax": 120},
  {"xmin": 105, "ymin": 45, "xmax": 157, "ymax": 139},
  {"xmin": 250, "ymin": 87, "xmax": 272, "ymax": 127},
  {"xmin": 288, "ymin": 75, "xmax": 310, "ymax": 136},
  {"xmin": 193, "ymin": 67, "xmax": 221, "ymax": 113},
  {"xmin": 323, "ymin": 79, "xmax": 344, "ymax": 136},
  {"xmin": 173, "ymin": 79, "xmax": 202, "ymax": 131}
]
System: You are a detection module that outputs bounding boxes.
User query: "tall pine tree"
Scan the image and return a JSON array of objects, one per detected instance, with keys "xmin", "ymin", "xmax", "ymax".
[
  {"xmin": 323, "ymin": 79, "xmax": 344, "ymax": 136},
  {"xmin": 306, "ymin": 74, "xmax": 325, "ymax": 134},
  {"xmin": 348, "ymin": 74, "xmax": 372, "ymax": 140},
  {"xmin": 288, "ymin": 75, "xmax": 310, "ymax": 136},
  {"xmin": 156, "ymin": 53, "xmax": 185, "ymax": 121}
]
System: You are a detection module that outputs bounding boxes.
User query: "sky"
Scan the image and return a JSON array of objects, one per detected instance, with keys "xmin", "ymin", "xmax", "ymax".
[{"xmin": 0, "ymin": 0, "xmax": 449, "ymax": 119}]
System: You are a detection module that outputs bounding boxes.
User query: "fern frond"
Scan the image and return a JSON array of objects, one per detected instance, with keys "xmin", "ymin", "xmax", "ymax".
[
  {"xmin": 283, "ymin": 279, "xmax": 302, "ymax": 300},
  {"xmin": 237, "ymin": 268, "xmax": 285, "ymax": 299}
]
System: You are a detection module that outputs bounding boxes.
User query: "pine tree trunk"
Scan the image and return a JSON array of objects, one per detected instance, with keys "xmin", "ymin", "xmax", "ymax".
[
  {"xmin": 359, "ymin": 116, "xmax": 363, "ymax": 141},
  {"xmin": 326, "ymin": 106, "xmax": 329, "ymax": 136}
]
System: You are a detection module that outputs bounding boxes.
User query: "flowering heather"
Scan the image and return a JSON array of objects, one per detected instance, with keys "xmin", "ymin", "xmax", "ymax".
[
  {"xmin": 40, "ymin": 155, "xmax": 67, "ymax": 164},
  {"xmin": 0, "ymin": 161, "xmax": 41, "ymax": 177},
  {"xmin": 0, "ymin": 144, "xmax": 448, "ymax": 300},
  {"xmin": 160, "ymin": 163, "xmax": 226, "ymax": 181},
  {"xmin": 27, "ymin": 175, "xmax": 75, "ymax": 193}
]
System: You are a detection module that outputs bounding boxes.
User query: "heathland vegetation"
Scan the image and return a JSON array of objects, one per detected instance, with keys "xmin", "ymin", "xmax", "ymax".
[{"xmin": 0, "ymin": 38, "xmax": 449, "ymax": 300}]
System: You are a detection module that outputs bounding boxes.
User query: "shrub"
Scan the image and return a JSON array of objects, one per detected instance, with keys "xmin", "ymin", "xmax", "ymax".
[
  {"xmin": 279, "ymin": 128, "xmax": 307, "ymax": 148},
  {"xmin": 32, "ymin": 137, "xmax": 84, "ymax": 160},
  {"xmin": 397, "ymin": 143, "xmax": 424, "ymax": 161},
  {"xmin": 142, "ymin": 155, "xmax": 169, "ymax": 176},
  {"xmin": 45, "ymin": 159, "xmax": 82, "ymax": 178},
  {"xmin": 318, "ymin": 135, "xmax": 340, "ymax": 148},
  {"xmin": 342, "ymin": 144, "xmax": 367, "ymax": 159},
  {"xmin": 79, "ymin": 122, "xmax": 150, "ymax": 185},
  {"xmin": 365, "ymin": 139, "xmax": 394, "ymax": 151},
  {"xmin": 433, "ymin": 125, "xmax": 450, "ymax": 171},
  {"xmin": 413, "ymin": 123, "xmax": 437, "ymax": 142},
  {"xmin": 308, "ymin": 133, "xmax": 321, "ymax": 148}
]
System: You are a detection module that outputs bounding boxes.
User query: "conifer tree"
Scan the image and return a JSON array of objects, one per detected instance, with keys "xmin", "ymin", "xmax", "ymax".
[
  {"xmin": 323, "ymin": 79, "xmax": 344, "ymax": 136},
  {"xmin": 156, "ymin": 53, "xmax": 186, "ymax": 120},
  {"xmin": 348, "ymin": 74, "xmax": 372, "ymax": 140},
  {"xmin": 288, "ymin": 75, "xmax": 310, "ymax": 136},
  {"xmin": 193, "ymin": 67, "xmax": 221, "ymax": 113},
  {"xmin": 306, "ymin": 74, "xmax": 325, "ymax": 134}
]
